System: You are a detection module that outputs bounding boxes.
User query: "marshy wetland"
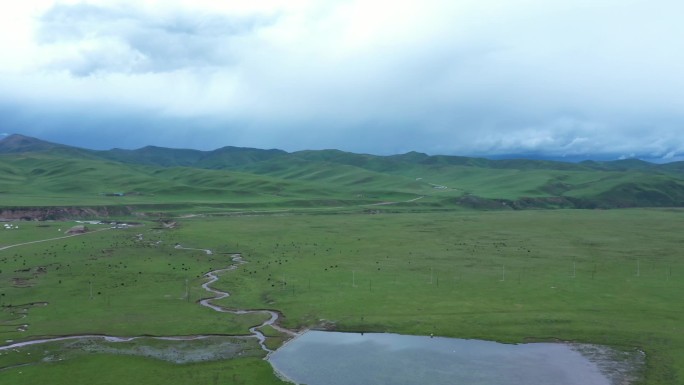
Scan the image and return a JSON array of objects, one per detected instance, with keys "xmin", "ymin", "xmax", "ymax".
[{"xmin": 1, "ymin": 209, "xmax": 683, "ymax": 384}]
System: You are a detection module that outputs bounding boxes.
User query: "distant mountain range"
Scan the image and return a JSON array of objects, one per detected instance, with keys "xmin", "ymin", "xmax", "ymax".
[{"xmin": 2, "ymin": 133, "xmax": 684, "ymax": 213}]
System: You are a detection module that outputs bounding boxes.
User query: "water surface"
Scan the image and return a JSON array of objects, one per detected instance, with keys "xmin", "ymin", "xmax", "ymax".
[{"xmin": 269, "ymin": 331, "xmax": 632, "ymax": 385}]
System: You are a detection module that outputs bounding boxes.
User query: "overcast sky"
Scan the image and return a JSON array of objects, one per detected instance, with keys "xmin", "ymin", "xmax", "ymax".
[{"xmin": 0, "ymin": 0, "xmax": 683, "ymax": 160}]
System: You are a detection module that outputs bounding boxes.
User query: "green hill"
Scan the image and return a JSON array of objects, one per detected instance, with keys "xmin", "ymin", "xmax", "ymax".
[{"xmin": 2, "ymin": 134, "xmax": 684, "ymax": 213}]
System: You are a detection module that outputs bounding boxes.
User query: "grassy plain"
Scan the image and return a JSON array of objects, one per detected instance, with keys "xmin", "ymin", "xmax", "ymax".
[
  {"xmin": 1, "ymin": 354, "xmax": 282, "ymax": 385},
  {"xmin": 0, "ymin": 222, "xmax": 269, "ymax": 338},
  {"xmin": 1, "ymin": 208, "xmax": 683, "ymax": 384},
  {"xmin": 189, "ymin": 209, "xmax": 683, "ymax": 384},
  {"xmin": 0, "ymin": 220, "xmax": 289, "ymax": 384}
]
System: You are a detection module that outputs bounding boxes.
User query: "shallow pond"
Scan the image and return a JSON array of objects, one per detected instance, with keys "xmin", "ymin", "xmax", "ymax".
[{"xmin": 269, "ymin": 331, "xmax": 642, "ymax": 385}]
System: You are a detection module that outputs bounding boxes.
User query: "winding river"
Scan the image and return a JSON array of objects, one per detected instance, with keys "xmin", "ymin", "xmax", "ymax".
[
  {"xmin": 0, "ymin": 251, "xmax": 296, "ymax": 354},
  {"xmin": 198, "ymin": 254, "xmax": 296, "ymax": 352}
]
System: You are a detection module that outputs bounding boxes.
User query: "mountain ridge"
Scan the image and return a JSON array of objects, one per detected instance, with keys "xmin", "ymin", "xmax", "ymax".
[
  {"xmin": 2, "ymin": 133, "xmax": 684, "ymax": 211},
  {"xmin": 0, "ymin": 134, "xmax": 69, "ymax": 153},
  {"xmin": 0, "ymin": 134, "xmax": 684, "ymax": 172}
]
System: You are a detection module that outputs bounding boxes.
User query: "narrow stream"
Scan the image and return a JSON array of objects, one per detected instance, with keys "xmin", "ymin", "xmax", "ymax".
[{"xmin": 198, "ymin": 254, "xmax": 296, "ymax": 352}]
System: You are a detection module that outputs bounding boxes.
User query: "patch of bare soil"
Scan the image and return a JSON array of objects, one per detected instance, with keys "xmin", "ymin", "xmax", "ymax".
[
  {"xmin": 69, "ymin": 336, "xmax": 262, "ymax": 364},
  {"xmin": 10, "ymin": 278, "xmax": 33, "ymax": 288},
  {"xmin": 1, "ymin": 302, "xmax": 48, "ymax": 333}
]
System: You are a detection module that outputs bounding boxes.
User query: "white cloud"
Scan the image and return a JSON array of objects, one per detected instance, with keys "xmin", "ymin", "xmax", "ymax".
[{"xmin": 0, "ymin": 0, "xmax": 683, "ymax": 160}]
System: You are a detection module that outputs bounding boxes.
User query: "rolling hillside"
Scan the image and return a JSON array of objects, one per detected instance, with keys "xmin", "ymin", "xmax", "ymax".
[{"xmin": 2, "ymin": 133, "xmax": 684, "ymax": 214}]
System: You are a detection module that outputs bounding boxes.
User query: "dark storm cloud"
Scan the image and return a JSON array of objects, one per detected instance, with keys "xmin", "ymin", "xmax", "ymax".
[
  {"xmin": 37, "ymin": 3, "xmax": 276, "ymax": 76},
  {"xmin": 0, "ymin": 101, "xmax": 238, "ymax": 150}
]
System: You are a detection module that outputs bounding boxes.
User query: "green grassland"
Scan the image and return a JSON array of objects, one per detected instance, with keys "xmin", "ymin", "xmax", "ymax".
[
  {"xmin": 2, "ymin": 135, "xmax": 684, "ymax": 384},
  {"xmin": 2, "ymin": 209, "xmax": 683, "ymax": 384},
  {"xmin": 2, "ymin": 355, "xmax": 284, "ymax": 385},
  {"xmin": 0, "ymin": 220, "xmax": 288, "ymax": 384},
  {"xmin": 185, "ymin": 209, "xmax": 684, "ymax": 384},
  {"xmin": 0, "ymin": 222, "xmax": 270, "ymax": 338}
]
